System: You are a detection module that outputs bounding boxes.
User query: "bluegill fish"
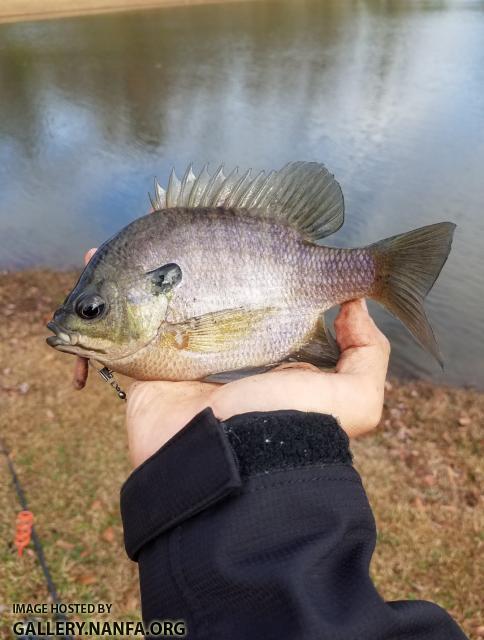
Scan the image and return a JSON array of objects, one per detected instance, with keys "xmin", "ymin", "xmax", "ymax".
[{"xmin": 46, "ymin": 162, "xmax": 455, "ymax": 382}]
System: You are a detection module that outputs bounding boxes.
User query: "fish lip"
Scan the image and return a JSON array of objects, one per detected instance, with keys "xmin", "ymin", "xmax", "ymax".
[
  {"xmin": 46, "ymin": 321, "xmax": 78, "ymax": 348},
  {"xmin": 46, "ymin": 334, "xmax": 67, "ymax": 347},
  {"xmin": 46, "ymin": 320, "xmax": 108, "ymax": 357}
]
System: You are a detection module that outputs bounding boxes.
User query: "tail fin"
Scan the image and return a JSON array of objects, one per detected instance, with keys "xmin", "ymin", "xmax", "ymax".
[{"xmin": 370, "ymin": 222, "xmax": 456, "ymax": 366}]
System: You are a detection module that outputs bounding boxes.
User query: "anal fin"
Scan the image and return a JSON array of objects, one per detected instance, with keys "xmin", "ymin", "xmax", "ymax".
[
  {"xmin": 203, "ymin": 364, "xmax": 278, "ymax": 383},
  {"xmin": 286, "ymin": 313, "xmax": 340, "ymax": 369}
]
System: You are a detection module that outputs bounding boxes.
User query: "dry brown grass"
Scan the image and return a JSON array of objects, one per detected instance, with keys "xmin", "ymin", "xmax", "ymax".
[{"xmin": 0, "ymin": 270, "xmax": 482, "ymax": 639}]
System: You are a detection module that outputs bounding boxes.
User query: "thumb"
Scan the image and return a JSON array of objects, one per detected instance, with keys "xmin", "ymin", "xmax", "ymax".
[{"xmin": 334, "ymin": 299, "xmax": 390, "ymax": 377}]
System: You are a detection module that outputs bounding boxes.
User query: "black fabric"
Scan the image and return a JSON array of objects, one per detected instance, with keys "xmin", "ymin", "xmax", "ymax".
[
  {"xmin": 121, "ymin": 407, "xmax": 242, "ymax": 560},
  {"xmin": 223, "ymin": 410, "xmax": 352, "ymax": 476},
  {"xmin": 120, "ymin": 408, "xmax": 468, "ymax": 640}
]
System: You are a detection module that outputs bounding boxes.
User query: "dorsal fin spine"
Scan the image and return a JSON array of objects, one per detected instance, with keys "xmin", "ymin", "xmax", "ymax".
[
  {"xmin": 179, "ymin": 164, "xmax": 195, "ymax": 205},
  {"xmin": 188, "ymin": 163, "xmax": 209, "ymax": 207},
  {"xmin": 213, "ymin": 167, "xmax": 239, "ymax": 205},
  {"xmin": 167, "ymin": 169, "xmax": 181, "ymax": 207},
  {"xmin": 253, "ymin": 171, "xmax": 277, "ymax": 207},
  {"xmin": 201, "ymin": 164, "xmax": 225, "ymax": 206},
  {"xmin": 224, "ymin": 169, "xmax": 252, "ymax": 207},
  {"xmin": 237, "ymin": 171, "xmax": 266, "ymax": 208}
]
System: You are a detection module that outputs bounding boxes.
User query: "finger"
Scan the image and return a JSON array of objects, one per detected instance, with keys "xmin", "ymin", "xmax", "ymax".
[
  {"xmin": 272, "ymin": 362, "xmax": 320, "ymax": 373},
  {"xmin": 334, "ymin": 299, "xmax": 390, "ymax": 377},
  {"xmin": 84, "ymin": 247, "xmax": 97, "ymax": 265},
  {"xmin": 73, "ymin": 248, "xmax": 98, "ymax": 389},
  {"xmin": 335, "ymin": 299, "xmax": 378, "ymax": 351}
]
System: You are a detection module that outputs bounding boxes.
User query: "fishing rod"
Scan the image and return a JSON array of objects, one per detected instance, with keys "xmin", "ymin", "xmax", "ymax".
[{"xmin": 0, "ymin": 437, "xmax": 73, "ymax": 640}]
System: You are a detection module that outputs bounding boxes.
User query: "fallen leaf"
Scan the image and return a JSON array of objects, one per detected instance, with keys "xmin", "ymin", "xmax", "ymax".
[
  {"xmin": 102, "ymin": 527, "xmax": 115, "ymax": 543},
  {"xmin": 77, "ymin": 574, "xmax": 97, "ymax": 585}
]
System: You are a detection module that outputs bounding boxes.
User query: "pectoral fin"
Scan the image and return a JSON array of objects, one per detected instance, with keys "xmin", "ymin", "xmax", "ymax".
[{"xmin": 166, "ymin": 307, "xmax": 273, "ymax": 353}]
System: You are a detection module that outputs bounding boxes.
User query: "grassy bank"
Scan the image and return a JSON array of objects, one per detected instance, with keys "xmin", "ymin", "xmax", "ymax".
[
  {"xmin": 0, "ymin": 0, "xmax": 253, "ymax": 24},
  {"xmin": 0, "ymin": 269, "xmax": 482, "ymax": 638}
]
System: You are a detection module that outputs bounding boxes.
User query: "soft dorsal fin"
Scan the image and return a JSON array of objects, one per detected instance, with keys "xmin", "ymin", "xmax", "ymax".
[{"xmin": 150, "ymin": 161, "xmax": 344, "ymax": 242}]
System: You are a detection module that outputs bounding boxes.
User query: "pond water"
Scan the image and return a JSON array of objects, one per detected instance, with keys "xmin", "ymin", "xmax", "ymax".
[{"xmin": 1, "ymin": 0, "xmax": 483, "ymax": 387}]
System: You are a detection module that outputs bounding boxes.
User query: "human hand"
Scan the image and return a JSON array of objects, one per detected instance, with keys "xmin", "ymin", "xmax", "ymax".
[{"xmin": 80, "ymin": 249, "xmax": 391, "ymax": 468}]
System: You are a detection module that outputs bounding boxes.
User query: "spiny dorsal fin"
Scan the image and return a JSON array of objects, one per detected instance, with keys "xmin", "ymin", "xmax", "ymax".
[{"xmin": 151, "ymin": 161, "xmax": 344, "ymax": 242}]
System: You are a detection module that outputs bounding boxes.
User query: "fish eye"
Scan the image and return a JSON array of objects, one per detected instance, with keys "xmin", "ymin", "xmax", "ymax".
[{"xmin": 75, "ymin": 294, "xmax": 106, "ymax": 321}]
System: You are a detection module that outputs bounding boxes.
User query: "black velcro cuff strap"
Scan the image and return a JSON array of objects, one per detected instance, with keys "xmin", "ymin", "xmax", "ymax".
[
  {"xmin": 222, "ymin": 410, "xmax": 352, "ymax": 477},
  {"xmin": 121, "ymin": 407, "xmax": 242, "ymax": 561}
]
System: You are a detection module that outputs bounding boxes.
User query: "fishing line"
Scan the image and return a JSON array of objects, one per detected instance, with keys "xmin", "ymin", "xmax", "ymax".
[{"xmin": 0, "ymin": 437, "xmax": 73, "ymax": 640}]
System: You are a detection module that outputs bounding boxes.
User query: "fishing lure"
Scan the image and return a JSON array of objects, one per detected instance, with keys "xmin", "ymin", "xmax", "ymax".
[
  {"xmin": 15, "ymin": 510, "xmax": 34, "ymax": 557},
  {"xmin": 89, "ymin": 361, "xmax": 127, "ymax": 400}
]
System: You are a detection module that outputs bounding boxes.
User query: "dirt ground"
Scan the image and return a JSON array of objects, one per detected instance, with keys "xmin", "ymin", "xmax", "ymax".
[
  {"xmin": 0, "ymin": 269, "xmax": 482, "ymax": 638},
  {"xmin": 0, "ymin": 0, "xmax": 253, "ymax": 24}
]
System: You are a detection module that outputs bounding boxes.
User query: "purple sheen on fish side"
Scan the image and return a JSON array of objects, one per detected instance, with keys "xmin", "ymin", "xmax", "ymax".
[{"xmin": 316, "ymin": 247, "xmax": 377, "ymax": 305}]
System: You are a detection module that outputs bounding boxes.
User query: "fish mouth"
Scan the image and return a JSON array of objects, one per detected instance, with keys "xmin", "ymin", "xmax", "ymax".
[
  {"xmin": 46, "ymin": 321, "xmax": 79, "ymax": 349},
  {"xmin": 46, "ymin": 321, "xmax": 108, "ymax": 357}
]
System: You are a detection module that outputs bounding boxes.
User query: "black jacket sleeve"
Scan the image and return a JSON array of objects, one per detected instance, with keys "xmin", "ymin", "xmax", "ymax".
[{"xmin": 120, "ymin": 408, "xmax": 467, "ymax": 640}]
